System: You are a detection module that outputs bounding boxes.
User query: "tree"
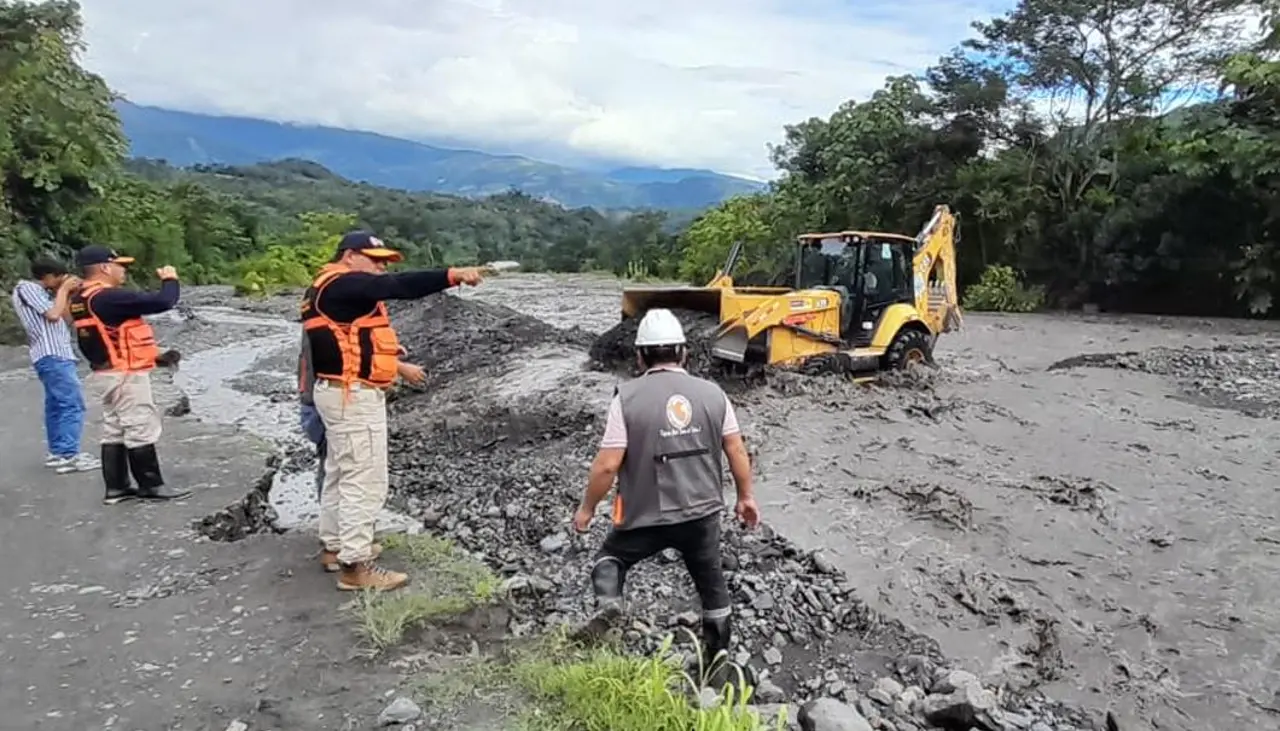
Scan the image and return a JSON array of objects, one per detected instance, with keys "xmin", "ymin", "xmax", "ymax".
[
  {"xmin": 963, "ymin": 0, "xmax": 1260, "ymax": 295},
  {"xmin": 0, "ymin": 0, "xmax": 126, "ymax": 255},
  {"xmin": 678, "ymin": 194, "xmax": 782, "ymax": 283}
]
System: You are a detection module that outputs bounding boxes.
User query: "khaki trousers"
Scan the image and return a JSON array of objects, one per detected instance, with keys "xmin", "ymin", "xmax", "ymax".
[
  {"xmin": 87, "ymin": 370, "xmax": 162, "ymax": 448},
  {"xmin": 313, "ymin": 380, "xmax": 389, "ymax": 564}
]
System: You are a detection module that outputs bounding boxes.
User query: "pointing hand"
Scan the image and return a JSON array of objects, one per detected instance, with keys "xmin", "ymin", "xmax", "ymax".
[{"xmin": 450, "ymin": 267, "xmax": 485, "ymax": 287}]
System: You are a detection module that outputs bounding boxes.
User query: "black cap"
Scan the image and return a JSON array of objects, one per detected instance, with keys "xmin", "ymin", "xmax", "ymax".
[
  {"xmin": 75, "ymin": 245, "xmax": 135, "ymax": 268},
  {"xmin": 335, "ymin": 231, "xmax": 402, "ymax": 262}
]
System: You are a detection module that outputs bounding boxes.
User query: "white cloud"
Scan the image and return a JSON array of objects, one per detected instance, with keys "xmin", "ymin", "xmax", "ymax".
[{"xmin": 75, "ymin": 0, "xmax": 1013, "ymax": 179}]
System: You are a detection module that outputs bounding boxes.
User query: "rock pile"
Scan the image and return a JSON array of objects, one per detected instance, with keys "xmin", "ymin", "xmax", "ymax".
[
  {"xmin": 389, "ymin": 294, "xmax": 596, "ymax": 387},
  {"xmin": 378, "ymin": 294, "xmax": 1103, "ymax": 731},
  {"xmin": 1047, "ymin": 344, "xmax": 1280, "ymax": 419},
  {"xmin": 587, "ymin": 307, "xmax": 739, "ymax": 379}
]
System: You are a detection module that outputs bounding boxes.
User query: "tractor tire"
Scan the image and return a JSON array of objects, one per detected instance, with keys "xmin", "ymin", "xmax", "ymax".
[
  {"xmin": 798, "ymin": 352, "xmax": 855, "ymax": 377},
  {"xmin": 883, "ymin": 328, "xmax": 934, "ymax": 371}
]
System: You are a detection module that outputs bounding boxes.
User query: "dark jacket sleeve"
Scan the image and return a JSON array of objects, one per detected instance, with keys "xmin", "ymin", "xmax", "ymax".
[
  {"xmin": 322, "ymin": 269, "xmax": 454, "ymax": 303},
  {"xmin": 90, "ymin": 280, "xmax": 181, "ymax": 325}
]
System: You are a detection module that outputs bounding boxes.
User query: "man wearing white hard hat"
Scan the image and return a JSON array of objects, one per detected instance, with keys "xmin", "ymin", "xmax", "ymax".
[{"xmin": 572, "ymin": 308, "xmax": 759, "ymax": 687}]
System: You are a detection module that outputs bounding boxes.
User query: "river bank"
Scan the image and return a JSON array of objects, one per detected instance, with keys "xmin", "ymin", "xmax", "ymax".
[
  {"xmin": 178, "ymin": 277, "xmax": 1280, "ymax": 729},
  {"xmin": 5, "ymin": 276, "xmax": 1276, "ymax": 730}
]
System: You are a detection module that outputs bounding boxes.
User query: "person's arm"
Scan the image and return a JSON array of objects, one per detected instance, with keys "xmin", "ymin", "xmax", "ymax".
[
  {"xmin": 321, "ymin": 269, "xmax": 466, "ymax": 303},
  {"xmin": 721, "ymin": 398, "xmax": 753, "ymax": 501},
  {"xmin": 15, "ymin": 281, "xmax": 66, "ymax": 322},
  {"xmin": 90, "ymin": 280, "xmax": 181, "ymax": 322},
  {"xmin": 580, "ymin": 395, "xmax": 627, "ymax": 514}
]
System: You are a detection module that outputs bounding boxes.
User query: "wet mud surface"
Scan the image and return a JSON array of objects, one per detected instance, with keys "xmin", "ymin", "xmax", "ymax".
[
  {"xmin": 134, "ymin": 275, "xmax": 1280, "ymax": 730},
  {"xmin": 445, "ymin": 276, "xmax": 1280, "ymax": 730}
]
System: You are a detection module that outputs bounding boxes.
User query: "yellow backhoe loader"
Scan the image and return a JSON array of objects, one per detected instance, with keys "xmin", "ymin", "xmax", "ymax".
[{"xmin": 616, "ymin": 204, "xmax": 963, "ymax": 376}]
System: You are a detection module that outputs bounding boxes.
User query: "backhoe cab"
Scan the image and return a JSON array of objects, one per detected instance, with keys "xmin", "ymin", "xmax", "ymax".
[{"xmin": 710, "ymin": 205, "xmax": 963, "ymax": 375}]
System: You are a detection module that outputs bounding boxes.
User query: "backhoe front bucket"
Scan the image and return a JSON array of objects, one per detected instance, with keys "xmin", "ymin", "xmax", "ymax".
[
  {"xmin": 711, "ymin": 324, "xmax": 749, "ymax": 363},
  {"xmin": 620, "ymin": 287, "xmax": 724, "ymax": 320}
]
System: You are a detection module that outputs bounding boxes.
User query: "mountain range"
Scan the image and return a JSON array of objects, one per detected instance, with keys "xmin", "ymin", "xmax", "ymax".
[{"xmin": 114, "ymin": 101, "xmax": 767, "ymax": 211}]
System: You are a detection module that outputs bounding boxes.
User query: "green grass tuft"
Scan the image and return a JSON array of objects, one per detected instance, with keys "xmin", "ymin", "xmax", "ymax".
[
  {"xmin": 410, "ymin": 629, "xmax": 788, "ymax": 731},
  {"xmin": 348, "ymin": 533, "xmax": 500, "ymax": 653},
  {"xmin": 512, "ymin": 632, "xmax": 786, "ymax": 731}
]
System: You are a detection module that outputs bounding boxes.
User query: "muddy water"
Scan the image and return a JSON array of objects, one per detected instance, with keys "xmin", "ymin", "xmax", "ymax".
[
  {"xmin": 454, "ymin": 273, "xmax": 1280, "ymax": 731},
  {"xmin": 149, "ymin": 304, "xmax": 419, "ymax": 533},
  {"xmin": 151, "ymin": 275, "xmax": 1280, "ymax": 729}
]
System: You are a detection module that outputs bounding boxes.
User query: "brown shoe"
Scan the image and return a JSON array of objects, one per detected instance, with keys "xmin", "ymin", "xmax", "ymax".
[
  {"xmin": 337, "ymin": 561, "xmax": 408, "ymax": 592},
  {"xmin": 320, "ymin": 543, "xmax": 383, "ymax": 572}
]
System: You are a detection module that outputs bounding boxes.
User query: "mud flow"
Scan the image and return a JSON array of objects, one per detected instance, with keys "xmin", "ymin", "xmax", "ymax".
[
  {"xmin": 174, "ymin": 277, "xmax": 1280, "ymax": 731},
  {"xmin": 457, "ymin": 278, "xmax": 1280, "ymax": 731}
]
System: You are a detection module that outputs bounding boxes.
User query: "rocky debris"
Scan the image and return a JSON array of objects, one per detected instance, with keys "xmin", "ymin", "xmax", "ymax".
[
  {"xmin": 176, "ymin": 283, "xmax": 302, "ymax": 319},
  {"xmin": 378, "ymin": 696, "xmax": 423, "ymax": 726},
  {"xmin": 758, "ymin": 703, "xmax": 802, "ymax": 730},
  {"xmin": 1047, "ymin": 344, "xmax": 1280, "ymax": 418},
  {"xmin": 798, "ymin": 697, "xmax": 872, "ymax": 731},
  {"xmin": 588, "ymin": 307, "xmax": 734, "ymax": 380},
  {"xmin": 388, "ymin": 293, "xmax": 595, "ymax": 388},
  {"xmin": 371, "ymin": 294, "xmax": 1101, "ymax": 731},
  {"xmin": 165, "ymin": 393, "xmax": 191, "ymax": 417},
  {"xmin": 194, "ymin": 458, "xmax": 282, "ymax": 542},
  {"xmin": 920, "ymin": 669, "xmax": 1001, "ymax": 730}
]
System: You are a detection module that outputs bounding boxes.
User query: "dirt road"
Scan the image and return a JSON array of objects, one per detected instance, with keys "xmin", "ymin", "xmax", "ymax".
[{"xmin": 0, "ymin": 314, "xmax": 402, "ymax": 731}]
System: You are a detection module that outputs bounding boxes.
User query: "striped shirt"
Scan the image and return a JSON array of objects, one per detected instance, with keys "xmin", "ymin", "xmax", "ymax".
[{"xmin": 10, "ymin": 280, "xmax": 77, "ymax": 363}]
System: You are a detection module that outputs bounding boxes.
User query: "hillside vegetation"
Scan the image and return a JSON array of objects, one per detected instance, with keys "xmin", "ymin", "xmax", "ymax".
[{"xmin": 2, "ymin": 0, "xmax": 1279, "ymax": 348}]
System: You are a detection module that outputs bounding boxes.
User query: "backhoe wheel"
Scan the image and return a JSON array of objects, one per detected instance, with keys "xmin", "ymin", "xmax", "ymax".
[
  {"xmin": 799, "ymin": 352, "xmax": 854, "ymax": 377},
  {"xmin": 884, "ymin": 329, "xmax": 935, "ymax": 371}
]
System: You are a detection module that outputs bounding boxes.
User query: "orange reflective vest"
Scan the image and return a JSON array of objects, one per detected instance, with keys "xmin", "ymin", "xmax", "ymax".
[
  {"xmin": 300, "ymin": 264, "xmax": 402, "ymax": 389},
  {"xmin": 70, "ymin": 281, "xmax": 160, "ymax": 373}
]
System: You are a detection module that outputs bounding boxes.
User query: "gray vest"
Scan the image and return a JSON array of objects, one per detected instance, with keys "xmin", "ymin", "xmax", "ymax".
[{"xmin": 613, "ymin": 368, "xmax": 728, "ymax": 531}]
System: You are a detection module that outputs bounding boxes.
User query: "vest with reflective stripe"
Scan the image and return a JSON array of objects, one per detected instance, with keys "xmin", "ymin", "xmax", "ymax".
[
  {"xmin": 69, "ymin": 281, "xmax": 160, "ymax": 373},
  {"xmin": 299, "ymin": 264, "xmax": 402, "ymax": 389}
]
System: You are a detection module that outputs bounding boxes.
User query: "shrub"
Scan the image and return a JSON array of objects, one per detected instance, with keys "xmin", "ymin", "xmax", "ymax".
[{"xmin": 962, "ymin": 264, "xmax": 1045, "ymax": 312}]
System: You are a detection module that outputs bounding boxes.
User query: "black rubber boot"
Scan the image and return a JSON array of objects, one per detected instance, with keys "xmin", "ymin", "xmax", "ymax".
[
  {"xmin": 700, "ymin": 613, "xmax": 739, "ymax": 690},
  {"xmin": 126, "ymin": 444, "xmax": 191, "ymax": 501},
  {"xmin": 101, "ymin": 443, "xmax": 137, "ymax": 505},
  {"xmin": 571, "ymin": 557, "xmax": 627, "ymax": 645}
]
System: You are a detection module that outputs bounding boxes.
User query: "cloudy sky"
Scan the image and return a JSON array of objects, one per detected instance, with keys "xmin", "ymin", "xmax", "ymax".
[{"xmin": 77, "ymin": 0, "xmax": 1012, "ymax": 179}]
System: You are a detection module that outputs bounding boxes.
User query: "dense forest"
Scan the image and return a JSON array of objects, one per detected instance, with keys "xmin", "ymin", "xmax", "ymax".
[
  {"xmin": 679, "ymin": 0, "xmax": 1280, "ymax": 316},
  {"xmin": 2, "ymin": 0, "xmax": 1279, "ymax": 346}
]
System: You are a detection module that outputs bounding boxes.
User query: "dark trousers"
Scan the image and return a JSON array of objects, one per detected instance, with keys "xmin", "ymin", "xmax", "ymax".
[
  {"xmin": 594, "ymin": 512, "xmax": 730, "ymax": 614},
  {"xmin": 314, "ymin": 438, "xmax": 327, "ymax": 500}
]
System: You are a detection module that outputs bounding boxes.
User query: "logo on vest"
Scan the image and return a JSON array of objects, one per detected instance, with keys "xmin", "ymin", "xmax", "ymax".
[{"xmin": 661, "ymin": 394, "xmax": 702, "ymax": 438}]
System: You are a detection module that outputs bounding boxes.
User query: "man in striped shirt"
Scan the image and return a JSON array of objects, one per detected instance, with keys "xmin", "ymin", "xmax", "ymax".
[{"xmin": 10, "ymin": 257, "xmax": 100, "ymax": 473}]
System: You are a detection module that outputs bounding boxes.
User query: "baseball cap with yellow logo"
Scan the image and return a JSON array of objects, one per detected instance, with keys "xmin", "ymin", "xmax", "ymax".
[
  {"xmin": 75, "ymin": 245, "xmax": 135, "ymax": 268},
  {"xmin": 335, "ymin": 231, "xmax": 403, "ymax": 263}
]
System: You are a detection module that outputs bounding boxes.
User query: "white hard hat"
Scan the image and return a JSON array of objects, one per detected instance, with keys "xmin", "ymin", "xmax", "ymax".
[{"xmin": 635, "ymin": 308, "xmax": 686, "ymax": 347}]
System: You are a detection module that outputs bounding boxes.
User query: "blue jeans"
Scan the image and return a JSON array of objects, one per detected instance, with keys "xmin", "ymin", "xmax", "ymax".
[{"xmin": 33, "ymin": 356, "xmax": 86, "ymax": 458}]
